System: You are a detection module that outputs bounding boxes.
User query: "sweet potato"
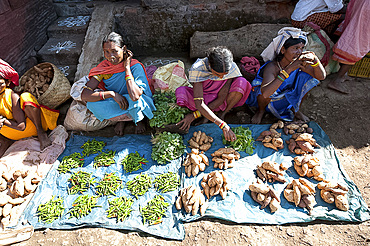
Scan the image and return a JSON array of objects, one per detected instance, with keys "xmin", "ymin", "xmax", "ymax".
[
  {"xmin": 257, "ymin": 193, "xmax": 265, "ymax": 202},
  {"xmin": 200, "ymin": 201, "xmax": 208, "ymax": 216},
  {"xmin": 249, "ymin": 182, "xmax": 270, "ymax": 194},
  {"xmin": 284, "ymin": 188, "xmax": 295, "ymax": 203},
  {"xmin": 269, "ymin": 198, "xmax": 280, "ymax": 213},
  {"xmin": 293, "ymin": 183, "xmax": 301, "ymax": 206},
  {"xmin": 260, "ymin": 193, "xmax": 272, "ymax": 209},
  {"xmin": 199, "ymin": 143, "xmax": 212, "ymax": 151},
  {"xmin": 334, "ymin": 194, "xmax": 349, "ymax": 211},
  {"xmin": 175, "ymin": 196, "xmax": 182, "ymax": 210},
  {"xmin": 263, "ymin": 142, "xmax": 278, "ymax": 151},
  {"xmin": 188, "ymin": 138, "xmax": 199, "ymax": 149},
  {"xmin": 199, "ymin": 153, "xmax": 209, "ymax": 166},
  {"xmin": 262, "ymin": 161, "xmax": 283, "ymax": 175},
  {"xmin": 320, "ymin": 190, "xmax": 335, "ymax": 204}
]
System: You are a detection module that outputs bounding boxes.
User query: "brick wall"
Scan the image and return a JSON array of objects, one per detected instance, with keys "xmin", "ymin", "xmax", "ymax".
[
  {"xmin": 0, "ymin": 0, "xmax": 57, "ymax": 74},
  {"xmin": 114, "ymin": 0, "xmax": 295, "ymax": 56}
]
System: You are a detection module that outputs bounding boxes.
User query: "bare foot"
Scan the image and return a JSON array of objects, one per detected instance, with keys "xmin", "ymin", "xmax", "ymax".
[
  {"xmin": 114, "ymin": 122, "xmax": 126, "ymax": 136},
  {"xmin": 251, "ymin": 110, "xmax": 265, "ymax": 124},
  {"xmin": 37, "ymin": 131, "xmax": 52, "ymax": 150},
  {"xmin": 0, "ymin": 137, "xmax": 13, "ymax": 158},
  {"xmin": 294, "ymin": 111, "xmax": 310, "ymax": 122},
  {"xmin": 327, "ymin": 77, "xmax": 349, "ymax": 94},
  {"xmin": 135, "ymin": 121, "xmax": 146, "ymax": 134}
]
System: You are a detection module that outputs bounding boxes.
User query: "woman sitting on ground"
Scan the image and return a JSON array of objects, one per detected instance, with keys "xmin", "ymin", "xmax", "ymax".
[
  {"xmin": 176, "ymin": 46, "xmax": 252, "ymax": 142},
  {"xmin": 245, "ymin": 27, "xmax": 326, "ymax": 124},
  {"xmin": 81, "ymin": 32, "xmax": 155, "ymax": 135},
  {"xmin": 0, "ymin": 59, "xmax": 59, "ymax": 157}
]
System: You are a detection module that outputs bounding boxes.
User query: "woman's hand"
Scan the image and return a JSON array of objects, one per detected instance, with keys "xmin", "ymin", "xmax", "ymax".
[
  {"xmin": 299, "ymin": 51, "xmax": 318, "ymax": 65},
  {"xmin": 176, "ymin": 113, "xmax": 195, "ymax": 131},
  {"xmin": 222, "ymin": 124, "xmax": 236, "ymax": 142},
  {"xmin": 124, "ymin": 50, "xmax": 134, "ymax": 68},
  {"xmin": 112, "ymin": 92, "xmax": 129, "ymax": 110}
]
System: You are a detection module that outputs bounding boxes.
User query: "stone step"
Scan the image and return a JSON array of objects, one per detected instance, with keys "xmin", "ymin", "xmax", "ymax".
[
  {"xmin": 55, "ymin": 64, "xmax": 77, "ymax": 84},
  {"xmin": 47, "ymin": 16, "xmax": 90, "ymax": 38},
  {"xmin": 37, "ymin": 35, "xmax": 85, "ymax": 65}
]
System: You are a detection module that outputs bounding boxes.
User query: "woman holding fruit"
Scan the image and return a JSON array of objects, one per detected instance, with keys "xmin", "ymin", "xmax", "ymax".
[
  {"xmin": 81, "ymin": 32, "xmax": 155, "ymax": 135},
  {"xmin": 0, "ymin": 59, "xmax": 59, "ymax": 157},
  {"xmin": 175, "ymin": 46, "xmax": 252, "ymax": 142},
  {"xmin": 245, "ymin": 27, "xmax": 326, "ymax": 124}
]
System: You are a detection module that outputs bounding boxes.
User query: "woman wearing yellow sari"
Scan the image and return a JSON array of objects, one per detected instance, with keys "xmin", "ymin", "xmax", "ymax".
[{"xmin": 0, "ymin": 59, "xmax": 59, "ymax": 157}]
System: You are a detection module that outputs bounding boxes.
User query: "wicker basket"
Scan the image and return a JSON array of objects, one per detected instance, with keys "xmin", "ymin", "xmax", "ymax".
[
  {"xmin": 348, "ymin": 52, "xmax": 370, "ymax": 78},
  {"xmin": 19, "ymin": 62, "xmax": 71, "ymax": 109}
]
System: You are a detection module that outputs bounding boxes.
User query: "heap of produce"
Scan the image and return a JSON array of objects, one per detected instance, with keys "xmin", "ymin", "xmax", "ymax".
[
  {"xmin": 58, "ymin": 152, "xmax": 84, "ymax": 173},
  {"xmin": 284, "ymin": 178, "xmax": 316, "ymax": 214},
  {"xmin": 126, "ymin": 173, "xmax": 152, "ymax": 199},
  {"xmin": 68, "ymin": 195, "xmax": 100, "ymax": 218},
  {"xmin": 211, "ymin": 147, "xmax": 240, "ymax": 170},
  {"xmin": 149, "ymin": 91, "xmax": 190, "ymax": 128},
  {"xmin": 249, "ymin": 179, "xmax": 280, "ymax": 213},
  {"xmin": 93, "ymin": 150, "xmax": 116, "ymax": 168},
  {"xmin": 121, "ymin": 151, "xmax": 148, "ymax": 173},
  {"xmin": 95, "ymin": 172, "xmax": 123, "ymax": 197},
  {"xmin": 282, "ymin": 122, "xmax": 313, "ymax": 135},
  {"xmin": 154, "ymin": 172, "xmax": 180, "ymax": 193},
  {"xmin": 151, "ymin": 131, "xmax": 186, "ymax": 165},
  {"xmin": 106, "ymin": 196, "xmax": 134, "ymax": 222},
  {"xmin": 293, "ymin": 155, "xmax": 324, "ymax": 181},
  {"xmin": 286, "ymin": 133, "xmax": 320, "ymax": 155},
  {"xmin": 16, "ymin": 64, "xmax": 53, "ymax": 98},
  {"xmin": 140, "ymin": 195, "xmax": 170, "ymax": 225},
  {"xmin": 317, "ymin": 181, "xmax": 349, "ymax": 211},
  {"xmin": 183, "ymin": 148, "xmax": 209, "ymax": 177},
  {"xmin": 255, "ymin": 161, "xmax": 288, "ymax": 183},
  {"xmin": 68, "ymin": 171, "xmax": 96, "ymax": 195},
  {"xmin": 0, "ymin": 170, "xmax": 42, "ymax": 228},
  {"xmin": 37, "ymin": 196, "xmax": 64, "ymax": 224},
  {"xmin": 175, "ymin": 185, "xmax": 208, "ymax": 216},
  {"xmin": 223, "ymin": 126, "xmax": 255, "ymax": 154},
  {"xmin": 256, "ymin": 128, "xmax": 284, "ymax": 151},
  {"xmin": 188, "ymin": 130, "xmax": 213, "ymax": 151},
  {"xmin": 201, "ymin": 170, "xmax": 229, "ymax": 199},
  {"xmin": 81, "ymin": 139, "xmax": 106, "ymax": 157}
]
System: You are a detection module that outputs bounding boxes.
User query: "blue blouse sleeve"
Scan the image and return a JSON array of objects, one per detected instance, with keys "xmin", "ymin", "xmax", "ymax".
[{"xmin": 131, "ymin": 63, "xmax": 152, "ymax": 97}]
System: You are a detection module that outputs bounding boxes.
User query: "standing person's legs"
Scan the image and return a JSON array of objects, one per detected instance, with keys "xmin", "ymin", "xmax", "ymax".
[{"xmin": 327, "ymin": 64, "xmax": 352, "ymax": 94}]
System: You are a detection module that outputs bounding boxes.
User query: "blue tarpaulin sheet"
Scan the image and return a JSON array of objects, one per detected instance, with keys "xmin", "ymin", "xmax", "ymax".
[{"xmin": 21, "ymin": 121, "xmax": 369, "ymax": 240}]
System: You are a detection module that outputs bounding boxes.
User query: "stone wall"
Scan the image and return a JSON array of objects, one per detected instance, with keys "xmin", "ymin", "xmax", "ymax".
[
  {"xmin": 0, "ymin": 0, "xmax": 57, "ymax": 74},
  {"xmin": 114, "ymin": 0, "xmax": 295, "ymax": 56}
]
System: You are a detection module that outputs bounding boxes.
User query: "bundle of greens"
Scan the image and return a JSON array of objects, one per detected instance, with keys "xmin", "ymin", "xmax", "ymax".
[
  {"xmin": 93, "ymin": 150, "xmax": 116, "ymax": 168},
  {"xmin": 121, "ymin": 151, "xmax": 148, "ymax": 173},
  {"xmin": 151, "ymin": 131, "xmax": 186, "ymax": 165},
  {"xmin": 58, "ymin": 152, "xmax": 84, "ymax": 174},
  {"xmin": 140, "ymin": 195, "xmax": 170, "ymax": 225},
  {"xmin": 149, "ymin": 91, "xmax": 190, "ymax": 128},
  {"xmin": 37, "ymin": 196, "xmax": 65, "ymax": 223},
  {"xmin": 81, "ymin": 139, "xmax": 106, "ymax": 157},
  {"xmin": 68, "ymin": 171, "xmax": 96, "ymax": 195},
  {"xmin": 222, "ymin": 126, "xmax": 255, "ymax": 155},
  {"xmin": 106, "ymin": 196, "xmax": 134, "ymax": 222}
]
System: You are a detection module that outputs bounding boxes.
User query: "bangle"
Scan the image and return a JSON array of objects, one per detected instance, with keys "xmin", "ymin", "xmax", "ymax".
[
  {"xmin": 213, "ymin": 118, "xmax": 217, "ymax": 123},
  {"xmin": 311, "ymin": 61, "xmax": 320, "ymax": 67},
  {"xmin": 101, "ymin": 92, "xmax": 105, "ymax": 100},
  {"xmin": 83, "ymin": 85, "xmax": 93, "ymax": 91},
  {"xmin": 280, "ymin": 70, "xmax": 289, "ymax": 79},
  {"xmin": 277, "ymin": 75, "xmax": 285, "ymax": 82},
  {"xmin": 193, "ymin": 110, "xmax": 201, "ymax": 119},
  {"xmin": 125, "ymin": 75, "xmax": 134, "ymax": 81},
  {"xmin": 193, "ymin": 97, "xmax": 204, "ymax": 101},
  {"xmin": 99, "ymin": 92, "xmax": 103, "ymax": 100},
  {"xmin": 219, "ymin": 121, "xmax": 226, "ymax": 129}
]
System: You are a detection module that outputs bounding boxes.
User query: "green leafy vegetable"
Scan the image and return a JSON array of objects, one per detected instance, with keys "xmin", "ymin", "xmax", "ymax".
[
  {"xmin": 222, "ymin": 126, "xmax": 255, "ymax": 155},
  {"xmin": 151, "ymin": 131, "xmax": 186, "ymax": 165},
  {"xmin": 37, "ymin": 196, "xmax": 64, "ymax": 223},
  {"xmin": 149, "ymin": 91, "xmax": 190, "ymax": 128},
  {"xmin": 121, "ymin": 151, "xmax": 148, "ymax": 173}
]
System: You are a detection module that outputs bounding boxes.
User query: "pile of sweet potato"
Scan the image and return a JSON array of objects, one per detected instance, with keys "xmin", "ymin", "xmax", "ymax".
[
  {"xmin": 183, "ymin": 148, "xmax": 209, "ymax": 177},
  {"xmin": 175, "ymin": 185, "xmax": 208, "ymax": 216},
  {"xmin": 317, "ymin": 181, "xmax": 349, "ymax": 211},
  {"xmin": 17, "ymin": 64, "xmax": 53, "ymax": 98},
  {"xmin": 188, "ymin": 130, "xmax": 213, "ymax": 151},
  {"xmin": 284, "ymin": 178, "xmax": 316, "ymax": 214},
  {"xmin": 282, "ymin": 122, "xmax": 313, "ymax": 135},
  {"xmin": 293, "ymin": 154, "xmax": 324, "ymax": 181},
  {"xmin": 286, "ymin": 133, "xmax": 320, "ymax": 155},
  {"xmin": 201, "ymin": 170, "xmax": 229, "ymax": 199},
  {"xmin": 0, "ymin": 169, "xmax": 41, "ymax": 228},
  {"xmin": 249, "ymin": 179, "xmax": 280, "ymax": 213},
  {"xmin": 256, "ymin": 125, "xmax": 284, "ymax": 151},
  {"xmin": 211, "ymin": 147, "xmax": 240, "ymax": 170},
  {"xmin": 255, "ymin": 161, "xmax": 288, "ymax": 183}
]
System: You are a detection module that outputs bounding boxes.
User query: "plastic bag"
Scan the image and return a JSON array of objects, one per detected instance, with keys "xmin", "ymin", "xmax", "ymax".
[
  {"xmin": 63, "ymin": 100, "xmax": 114, "ymax": 132},
  {"xmin": 152, "ymin": 61, "xmax": 191, "ymax": 93}
]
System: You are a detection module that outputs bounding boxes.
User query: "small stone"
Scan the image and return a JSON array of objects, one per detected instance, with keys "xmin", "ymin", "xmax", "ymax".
[
  {"xmin": 349, "ymin": 128, "xmax": 353, "ymax": 132},
  {"xmin": 333, "ymin": 105, "xmax": 340, "ymax": 109},
  {"xmin": 43, "ymin": 228, "xmax": 50, "ymax": 235},
  {"xmin": 365, "ymin": 143, "xmax": 369, "ymax": 147},
  {"xmin": 286, "ymin": 228, "xmax": 294, "ymax": 237},
  {"xmin": 320, "ymin": 228, "xmax": 325, "ymax": 234}
]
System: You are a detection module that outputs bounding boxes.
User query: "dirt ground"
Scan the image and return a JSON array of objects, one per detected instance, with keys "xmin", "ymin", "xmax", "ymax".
[{"xmin": 15, "ymin": 68, "xmax": 370, "ymax": 246}]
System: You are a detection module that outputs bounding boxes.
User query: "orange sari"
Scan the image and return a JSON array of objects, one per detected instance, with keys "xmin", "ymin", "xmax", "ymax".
[{"xmin": 0, "ymin": 89, "xmax": 59, "ymax": 140}]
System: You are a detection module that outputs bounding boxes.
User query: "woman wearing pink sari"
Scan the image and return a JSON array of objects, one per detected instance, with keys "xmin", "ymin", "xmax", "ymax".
[
  {"xmin": 175, "ymin": 46, "xmax": 251, "ymax": 141},
  {"xmin": 327, "ymin": 0, "xmax": 370, "ymax": 94}
]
